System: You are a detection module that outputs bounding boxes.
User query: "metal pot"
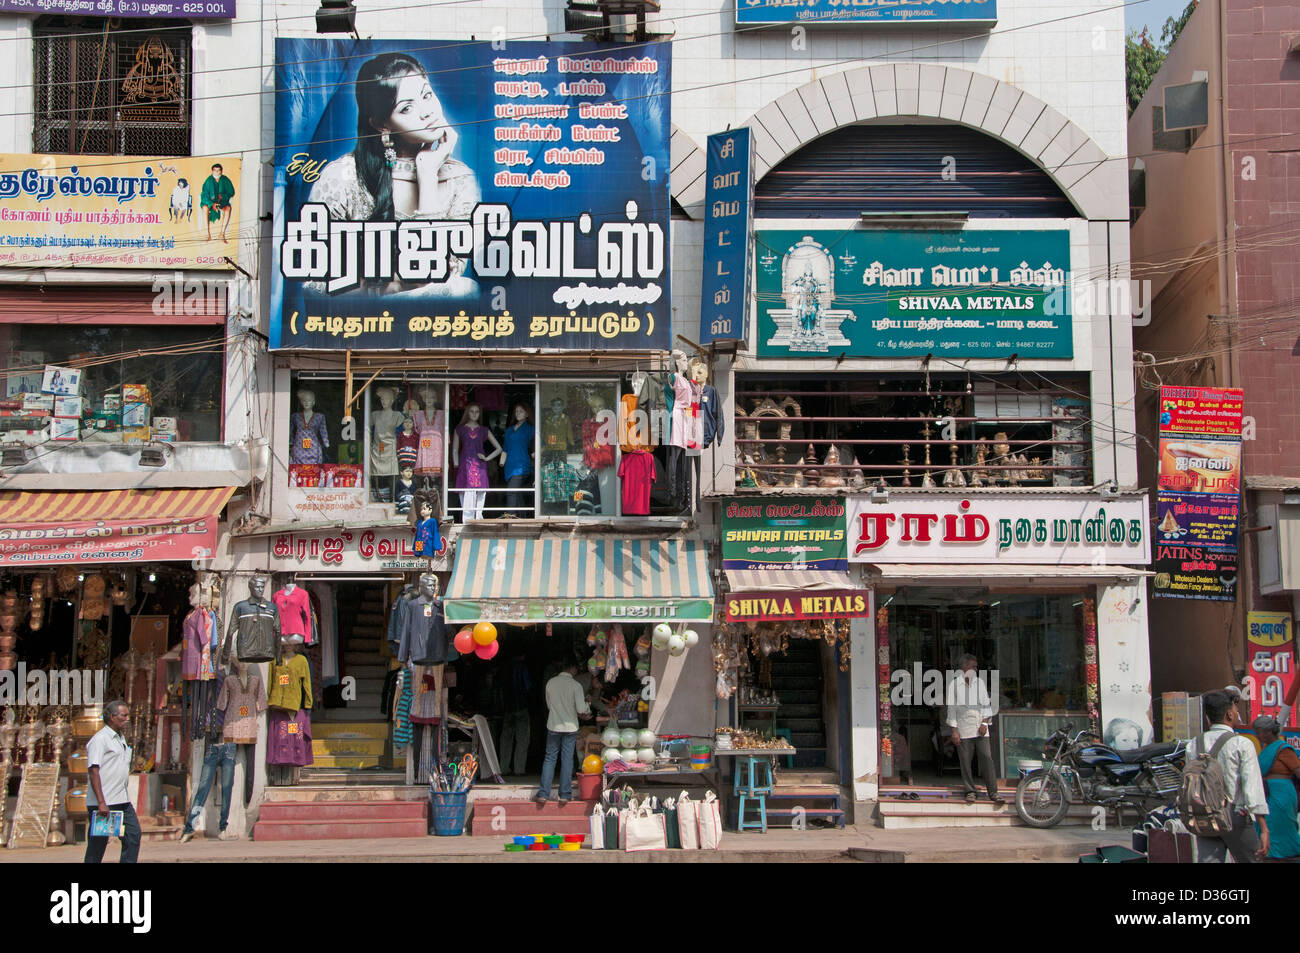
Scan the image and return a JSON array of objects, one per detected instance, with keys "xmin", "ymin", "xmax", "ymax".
[
  {"xmin": 0, "ymin": 635, "xmax": 15, "ymax": 652},
  {"xmin": 72, "ymin": 713, "xmax": 102, "ymax": 738},
  {"xmin": 0, "ymin": 652, "xmax": 15, "ymax": 672},
  {"xmin": 66, "ymin": 749, "xmax": 89, "ymax": 778},
  {"xmin": 65, "ymin": 788, "xmax": 87, "ymax": 815}
]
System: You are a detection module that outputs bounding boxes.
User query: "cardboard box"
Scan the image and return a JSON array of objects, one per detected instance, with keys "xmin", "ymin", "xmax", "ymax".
[
  {"xmin": 49, "ymin": 417, "xmax": 81, "ymax": 441},
  {"xmin": 41, "ymin": 364, "xmax": 81, "ymax": 396},
  {"xmin": 153, "ymin": 430, "xmax": 177, "ymax": 443},
  {"xmin": 103, "ymin": 393, "xmax": 122, "ymax": 412},
  {"xmin": 54, "ymin": 395, "xmax": 83, "ymax": 418},
  {"xmin": 91, "ymin": 411, "xmax": 119, "ymax": 432},
  {"xmin": 22, "ymin": 394, "xmax": 53, "ymax": 414},
  {"xmin": 122, "ymin": 384, "xmax": 151, "ymax": 403},
  {"xmin": 122, "ymin": 425, "xmax": 152, "ymax": 445},
  {"xmin": 122, "ymin": 402, "xmax": 151, "ymax": 427},
  {"xmin": 152, "ymin": 416, "xmax": 178, "ymax": 433}
]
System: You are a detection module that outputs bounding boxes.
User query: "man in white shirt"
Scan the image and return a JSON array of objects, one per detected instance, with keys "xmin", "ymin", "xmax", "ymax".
[
  {"xmin": 1186, "ymin": 690, "xmax": 1269, "ymax": 863},
  {"xmin": 946, "ymin": 654, "xmax": 1005, "ymax": 805},
  {"xmin": 85, "ymin": 699, "xmax": 142, "ymax": 863},
  {"xmin": 535, "ymin": 660, "xmax": 591, "ymax": 807}
]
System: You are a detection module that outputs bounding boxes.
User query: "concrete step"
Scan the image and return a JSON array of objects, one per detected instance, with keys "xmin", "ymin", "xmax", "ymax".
[
  {"xmin": 771, "ymin": 676, "xmax": 820, "ymax": 690},
  {"xmin": 783, "ymin": 718, "xmax": 825, "ymax": 733},
  {"xmin": 314, "ymin": 708, "xmax": 387, "ymax": 722},
  {"xmin": 344, "ymin": 652, "xmax": 389, "ymax": 666},
  {"xmin": 345, "ymin": 664, "xmax": 389, "ymax": 680},
  {"xmin": 779, "ymin": 704, "xmax": 822, "ymax": 719},
  {"xmin": 260, "ymin": 800, "xmax": 427, "ymax": 822},
  {"xmin": 355, "ymin": 614, "xmax": 386, "ymax": 626},
  {"xmin": 352, "ymin": 676, "xmax": 386, "ymax": 697},
  {"xmin": 468, "ymin": 798, "xmax": 599, "ymax": 836},
  {"xmin": 312, "ymin": 755, "xmax": 383, "ymax": 769},
  {"xmin": 313, "ymin": 722, "xmax": 390, "ymax": 740},
  {"xmin": 262, "ymin": 783, "xmax": 423, "ymax": 803},
  {"xmin": 470, "ymin": 816, "xmax": 591, "ymax": 836},
  {"xmin": 776, "ymin": 691, "xmax": 821, "ymax": 706},
  {"xmin": 297, "ymin": 770, "xmax": 409, "ymax": 787},
  {"xmin": 254, "ymin": 818, "xmax": 428, "ymax": 841},
  {"xmin": 313, "ymin": 737, "xmax": 387, "ymax": 757}
]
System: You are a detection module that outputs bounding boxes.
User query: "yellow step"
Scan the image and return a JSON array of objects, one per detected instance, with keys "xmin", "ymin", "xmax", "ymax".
[
  {"xmin": 312, "ymin": 722, "xmax": 390, "ymax": 740},
  {"xmin": 313, "ymin": 737, "xmax": 386, "ymax": 756},
  {"xmin": 311, "ymin": 755, "xmax": 383, "ymax": 769}
]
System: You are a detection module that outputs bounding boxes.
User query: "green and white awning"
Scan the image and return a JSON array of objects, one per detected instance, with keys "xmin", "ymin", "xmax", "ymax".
[{"xmin": 445, "ymin": 536, "xmax": 714, "ymax": 624}]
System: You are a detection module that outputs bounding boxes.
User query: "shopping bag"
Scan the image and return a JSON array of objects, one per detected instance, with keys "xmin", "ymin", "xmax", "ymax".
[
  {"xmin": 603, "ymin": 807, "xmax": 620, "ymax": 849},
  {"xmin": 590, "ymin": 803, "xmax": 606, "ymax": 850},
  {"xmin": 624, "ymin": 805, "xmax": 668, "ymax": 852},
  {"xmin": 677, "ymin": 791, "xmax": 700, "ymax": 850},
  {"xmin": 699, "ymin": 791, "xmax": 723, "ymax": 850},
  {"xmin": 618, "ymin": 800, "xmax": 639, "ymax": 851},
  {"xmin": 660, "ymin": 798, "xmax": 681, "ymax": 849}
]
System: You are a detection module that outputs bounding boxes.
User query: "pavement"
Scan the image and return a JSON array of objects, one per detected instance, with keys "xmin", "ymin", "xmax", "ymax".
[{"xmin": 0, "ymin": 824, "xmax": 1121, "ymax": 863}]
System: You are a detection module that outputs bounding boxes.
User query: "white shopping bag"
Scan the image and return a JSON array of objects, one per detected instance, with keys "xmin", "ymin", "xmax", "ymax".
[
  {"xmin": 624, "ymin": 805, "xmax": 668, "ymax": 852},
  {"xmin": 699, "ymin": 790, "xmax": 723, "ymax": 850},
  {"xmin": 677, "ymin": 790, "xmax": 700, "ymax": 850},
  {"xmin": 590, "ymin": 803, "xmax": 605, "ymax": 850}
]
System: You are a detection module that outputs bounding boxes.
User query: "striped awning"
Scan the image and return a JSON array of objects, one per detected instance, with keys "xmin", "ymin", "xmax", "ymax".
[
  {"xmin": 724, "ymin": 569, "xmax": 854, "ymax": 593},
  {"xmin": 0, "ymin": 487, "xmax": 236, "ymax": 566},
  {"xmin": 722, "ymin": 569, "xmax": 869, "ymax": 622},
  {"xmin": 445, "ymin": 536, "xmax": 714, "ymax": 624}
]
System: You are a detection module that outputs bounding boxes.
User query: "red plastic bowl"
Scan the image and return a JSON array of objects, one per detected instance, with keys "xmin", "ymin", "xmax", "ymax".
[
  {"xmin": 564, "ymin": 833, "xmax": 585, "ymax": 844},
  {"xmin": 528, "ymin": 842, "xmax": 549, "ymax": 851}
]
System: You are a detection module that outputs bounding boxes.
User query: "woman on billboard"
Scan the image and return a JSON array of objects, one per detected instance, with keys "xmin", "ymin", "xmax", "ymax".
[{"xmin": 308, "ymin": 52, "xmax": 480, "ymax": 296}]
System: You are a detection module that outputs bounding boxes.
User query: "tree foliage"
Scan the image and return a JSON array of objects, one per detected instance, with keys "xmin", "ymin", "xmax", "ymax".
[{"xmin": 1125, "ymin": 0, "xmax": 1200, "ymax": 115}]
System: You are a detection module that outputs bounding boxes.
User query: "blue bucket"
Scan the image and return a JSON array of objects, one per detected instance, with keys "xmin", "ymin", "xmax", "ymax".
[{"xmin": 430, "ymin": 790, "xmax": 469, "ymax": 837}]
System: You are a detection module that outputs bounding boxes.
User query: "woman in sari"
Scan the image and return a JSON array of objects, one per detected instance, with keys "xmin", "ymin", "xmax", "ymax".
[{"xmin": 1253, "ymin": 715, "xmax": 1300, "ymax": 861}]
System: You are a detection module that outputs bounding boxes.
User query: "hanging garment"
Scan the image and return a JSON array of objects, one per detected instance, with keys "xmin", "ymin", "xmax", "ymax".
[
  {"xmin": 267, "ymin": 653, "xmax": 313, "ymax": 712},
  {"xmin": 388, "ymin": 593, "xmax": 415, "ymax": 654},
  {"xmin": 396, "ymin": 428, "xmax": 419, "ymax": 469},
  {"xmin": 181, "ymin": 607, "xmax": 217, "ymax": 681},
  {"xmin": 223, "ymin": 599, "xmax": 279, "ymax": 665},
  {"xmin": 474, "ymin": 385, "xmax": 506, "ymax": 412},
  {"xmin": 581, "ymin": 417, "xmax": 615, "ymax": 470},
  {"xmin": 618, "ymin": 450, "xmax": 656, "ymax": 516},
  {"xmin": 542, "ymin": 460, "xmax": 580, "ymax": 504},
  {"xmin": 289, "ymin": 411, "xmax": 329, "ymax": 465},
  {"xmin": 669, "ymin": 375, "xmax": 702, "ymax": 450},
  {"xmin": 410, "ymin": 665, "xmax": 445, "ymax": 725},
  {"xmin": 266, "ymin": 709, "xmax": 313, "ymax": 766},
  {"xmin": 393, "ymin": 668, "xmax": 413, "ymax": 751},
  {"xmin": 399, "ymin": 596, "xmax": 447, "ymax": 666},
  {"xmin": 217, "ymin": 670, "xmax": 266, "ymax": 745},
  {"xmin": 542, "ymin": 412, "xmax": 572, "ymax": 453},
  {"xmin": 413, "ymin": 518, "xmax": 443, "ymax": 557},
  {"xmin": 700, "ymin": 384, "xmax": 724, "ymax": 448},
  {"xmin": 619, "ymin": 393, "xmax": 653, "ymax": 451},
  {"xmin": 274, "ymin": 586, "xmax": 312, "ymax": 642},
  {"xmin": 413, "ymin": 408, "xmax": 445, "ymax": 474}
]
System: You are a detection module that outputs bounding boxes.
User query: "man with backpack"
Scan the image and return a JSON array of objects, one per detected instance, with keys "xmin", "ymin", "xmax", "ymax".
[{"xmin": 1179, "ymin": 690, "xmax": 1270, "ymax": 862}]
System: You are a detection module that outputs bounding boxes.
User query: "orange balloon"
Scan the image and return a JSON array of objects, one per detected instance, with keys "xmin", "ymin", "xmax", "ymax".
[
  {"xmin": 582, "ymin": 755, "xmax": 604, "ymax": 775},
  {"xmin": 473, "ymin": 621, "xmax": 498, "ymax": 646}
]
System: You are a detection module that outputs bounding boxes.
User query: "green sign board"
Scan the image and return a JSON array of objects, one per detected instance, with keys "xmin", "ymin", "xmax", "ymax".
[
  {"xmin": 721, "ymin": 498, "xmax": 848, "ymax": 571},
  {"xmin": 755, "ymin": 229, "xmax": 1072, "ymax": 358}
]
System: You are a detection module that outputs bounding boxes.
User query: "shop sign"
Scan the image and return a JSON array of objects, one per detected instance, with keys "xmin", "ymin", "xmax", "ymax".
[
  {"xmin": 725, "ymin": 588, "xmax": 868, "ymax": 622},
  {"xmin": 0, "ymin": 154, "xmax": 241, "ymax": 270},
  {"xmin": 755, "ymin": 229, "xmax": 1071, "ymax": 358},
  {"xmin": 0, "ymin": 516, "xmax": 218, "ymax": 566},
  {"xmin": 444, "ymin": 597, "xmax": 713, "ymax": 624},
  {"xmin": 1246, "ymin": 611, "xmax": 1296, "ymax": 729},
  {"xmin": 270, "ymin": 528, "xmax": 448, "ymax": 572},
  {"xmin": 721, "ymin": 497, "xmax": 847, "ymax": 571},
  {"xmin": 845, "ymin": 494, "xmax": 1150, "ymax": 564},
  {"xmin": 736, "ymin": 0, "xmax": 997, "ymax": 25},
  {"xmin": 0, "ymin": 0, "xmax": 236, "ymax": 16},
  {"xmin": 271, "ymin": 39, "xmax": 671, "ymax": 351},
  {"xmin": 699, "ymin": 128, "xmax": 752, "ymax": 344},
  {"xmin": 1153, "ymin": 386, "xmax": 1243, "ymax": 602}
]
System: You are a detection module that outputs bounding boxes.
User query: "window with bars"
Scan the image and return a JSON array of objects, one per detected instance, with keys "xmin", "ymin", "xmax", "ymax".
[
  {"xmin": 34, "ymin": 18, "xmax": 192, "ymax": 156},
  {"xmin": 733, "ymin": 374, "xmax": 1093, "ymax": 490}
]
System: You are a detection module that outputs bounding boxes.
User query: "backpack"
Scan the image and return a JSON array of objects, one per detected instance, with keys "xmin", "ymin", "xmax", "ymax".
[{"xmin": 1177, "ymin": 731, "xmax": 1235, "ymax": 837}]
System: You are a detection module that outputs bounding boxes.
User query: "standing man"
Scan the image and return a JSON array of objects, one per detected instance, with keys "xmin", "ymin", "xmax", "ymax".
[
  {"xmin": 85, "ymin": 700, "xmax": 141, "ymax": 863},
  {"xmin": 946, "ymin": 654, "xmax": 1005, "ymax": 806},
  {"xmin": 1186, "ymin": 690, "xmax": 1269, "ymax": 863},
  {"xmin": 199, "ymin": 162, "xmax": 235, "ymax": 243},
  {"xmin": 535, "ymin": 658, "xmax": 590, "ymax": 807}
]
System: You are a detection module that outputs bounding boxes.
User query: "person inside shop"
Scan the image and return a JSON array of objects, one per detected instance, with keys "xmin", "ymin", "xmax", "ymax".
[
  {"xmin": 84, "ymin": 700, "xmax": 142, "ymax": 864},
  {"xmin": 945, "ymin": 654, "xmax": 1005, "ymax": 806},
  {"xmin": 535, "ymin": 657, "xmax": 592, "ymax": 807}
]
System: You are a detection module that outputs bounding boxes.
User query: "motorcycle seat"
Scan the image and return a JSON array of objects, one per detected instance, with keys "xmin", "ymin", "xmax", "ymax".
[{"xmin": 1118, "ymin": 741, "xmax": 1178, "ymax": 763}]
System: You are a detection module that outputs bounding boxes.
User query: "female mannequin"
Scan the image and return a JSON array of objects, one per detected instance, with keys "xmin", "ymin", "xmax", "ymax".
[
  {"xmin": 370, "ymin": 386, "xmax": 405, "ymax": 499},
  {"xmin": 289, "ymin": 389, "xmax": 329, "ymax": 465},
  {"xmin": 501, "ymin": 402, "xmax": 536, "ymax": 517},
  {"xmin": 413, "ymin": 385, "xmax": 445, "ymax": 483},
  {"xmin": 451, "ymin": 403, "xmax": 501, "ymax": 520}
]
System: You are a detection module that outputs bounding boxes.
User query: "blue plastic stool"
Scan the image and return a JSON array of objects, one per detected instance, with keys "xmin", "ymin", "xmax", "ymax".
[
  {"xmin": 737, "ymin": 791, "xmax": 768, "ymax": 832},
  {"xmin": 734, "ymin": 756, "xmax": 773, "ymax": 833}
]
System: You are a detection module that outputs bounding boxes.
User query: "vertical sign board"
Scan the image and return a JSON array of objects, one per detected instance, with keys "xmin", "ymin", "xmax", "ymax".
[
  {"xmin": 699, "ymin": 129, "xmax": 752, "ymax": 345},
  {"xmin": 1152, "ymin": 386, "xmax": 1244, "ymax": 601},
  {"xmin": 1247, "ymin": 611, "xmax": 1297, "ymax": 729}
]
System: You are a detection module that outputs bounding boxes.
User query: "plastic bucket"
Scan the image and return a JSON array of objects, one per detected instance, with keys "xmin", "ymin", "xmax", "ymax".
[
  {"xmin": 577, "ymin": 773, "xmax": 603, "ymax": 801},
  {"xmin": 429, "ymin": 790, "xmax": 469, "ymax": 836}
]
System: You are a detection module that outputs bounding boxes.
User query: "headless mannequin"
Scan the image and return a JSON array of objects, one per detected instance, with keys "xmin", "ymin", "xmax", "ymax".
[
  {"xmin": 665, "ymin": 350, "xmax": 693, "ymax": 510},
  {"xmin": 414, "ymin": 386, "xmax": 445, "ymax": 491},
  {"xmin": 290, "ymin": 389, "xmax": 330, "ymax": 471},
  {"xmin": 406, "ymin": 573, "xmax": 445, "ymax": 785}
]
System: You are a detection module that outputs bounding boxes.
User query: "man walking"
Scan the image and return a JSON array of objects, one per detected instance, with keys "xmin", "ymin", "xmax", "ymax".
[
  {"xmin": 535, "ymin": 658, "xmax": 590, "ymax": 807},
  {"xmin": 85, "ymin": 700, "xmax": 141, "ymax": 863},
  {"xmin": 946, "ymin": 654, "xmax": 1005, "ymax": 806},
  {"xmin": 1186, "ymin": 690, "xmax": 1269, "ymax": 863}
]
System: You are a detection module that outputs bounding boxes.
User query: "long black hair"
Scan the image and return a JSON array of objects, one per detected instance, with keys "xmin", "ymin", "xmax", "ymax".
[{"xmin": 354, "ymin": 52, "xmax": 426, "ymax": 222}]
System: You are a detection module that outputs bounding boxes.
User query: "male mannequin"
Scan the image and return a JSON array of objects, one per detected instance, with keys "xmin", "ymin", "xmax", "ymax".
[
  {"xmin": 399, "ymin": 573, "xmax": 448, "ymax": 667},
  {"xmin": 222, "ymin": 577, "xmax": 279, "ymax": 665}
]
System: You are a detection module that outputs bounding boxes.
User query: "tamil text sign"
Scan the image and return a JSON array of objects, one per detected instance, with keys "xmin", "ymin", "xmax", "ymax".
[
  {"xmin": 699, "ymin": 128, "xmax": 752, "ymax": 344},
  {"xmin": 721, "ymin": 498, "xmax": 848, "ymax": 571},
  {"xmin": 736, "ymin": 0, "xmax": 997, "ymax": 24},
  {"xmin": 1246, "ymin": 611, "xmax": 1296, "ymax": 729}
]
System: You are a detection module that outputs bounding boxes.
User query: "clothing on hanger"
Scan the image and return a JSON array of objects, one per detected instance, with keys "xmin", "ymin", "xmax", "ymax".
[
  {"xmin": 274, "ymin": 585, "xmax": 312, "ymax": 641},
  {"xmin": 618, "ymin": 450, "xmax": 656, "ymax": 516},
  {"xmin": 700, "ymin": 383, "xmax": 724, "ymax": 448},
  {"xmin": 217, "ymin": 669, "xmax": 266, "ymax": 744},
  {"xmin": 399, "ymin": 595, "xmax": 448, "ymax": 666}
]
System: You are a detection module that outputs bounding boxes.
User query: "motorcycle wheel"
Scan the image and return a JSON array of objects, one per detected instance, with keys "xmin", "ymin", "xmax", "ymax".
[{"xmin": 1015, "ymin": 769, "xmax": 1070, "ymax": 828}]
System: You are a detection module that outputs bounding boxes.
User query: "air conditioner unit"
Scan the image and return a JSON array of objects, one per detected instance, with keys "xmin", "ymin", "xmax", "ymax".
[{"xmin": 1255, "ymin": 504, "xmax": 1300, "ymax": 594}]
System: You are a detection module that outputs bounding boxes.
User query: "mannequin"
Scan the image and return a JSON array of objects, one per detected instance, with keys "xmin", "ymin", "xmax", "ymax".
[
  {"xmin": 182, "ymin": 660, "xmax": 264, "ymax": 841},
  {"xmin": 665, "ymin": 350, "xmax": 700, "ymax": 510},
  {"xmin": 412, "ymin": 497, "xmax": 443, "ymax": 558},
  {"xmin": 396, "ymin": 413, "xmax": 419, "ymax": 472},
  {"xmin": 289, "ymin": 389, "xmax": 329, "ymax": 466},
  {"xmin": 398, "ymin": 573, "xmax": 447, "ymax": 666},
  {"xmin": 413, "ymin": 385, "xmax": 445, "ymax": 487},
  {"xmin": 395, "ymin": 465, "xmax": 416, "ymax": 515},
  {"xmin": 221, "ymin": 576, "xmax": 279, "ymax": 665},
  {"xmin": 369, "ymin": 386, "xmax": 404, "ymax": 497},
  {"xmin": 541, "ymin": 396, "xmax": 572, "ymax": 458},
  {"xmin": 690, "ymin": 358, "xmax": 719, "ymax": 512},
  {"xmin": 266, "ymin": 638, "xmax": 313, "ymax": 781},
  {"xmin": 580, "ymin": 392, "xmax": 616, "ymax": 515},
  {"xmin": 501, "ymin": 402, "xmax": 536, "ymax": 517},
  {"xmin": 451, "ymin": 402, "xmax": 502, "ymax": 521},
  {"xmin": 181, "ymin": 584, "xmax": 218, "ymax": 681},
  {"xmin": 273, "ymin": 579, "xmax": 313, "ymax": 644}
]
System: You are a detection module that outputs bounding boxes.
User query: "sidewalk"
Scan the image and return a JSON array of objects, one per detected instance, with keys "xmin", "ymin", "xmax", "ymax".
[{"xmin": 0, "ymin": 824, "xmax": 1120, "ymax": 863}]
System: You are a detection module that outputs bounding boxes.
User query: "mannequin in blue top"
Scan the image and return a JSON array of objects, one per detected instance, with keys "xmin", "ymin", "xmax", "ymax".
[
  {"xmin": 500, "ymin": 402, "xmax": 536, "ymax": 517},
  {"xmin": 413, "ymin": 496, "xmax": 443, "ymax": 558}
]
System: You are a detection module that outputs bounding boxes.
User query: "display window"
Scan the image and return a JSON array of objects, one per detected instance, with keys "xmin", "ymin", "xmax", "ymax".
[{"xmin": 0, "ymin": 324, "xmax": 225, "ymax": 445}]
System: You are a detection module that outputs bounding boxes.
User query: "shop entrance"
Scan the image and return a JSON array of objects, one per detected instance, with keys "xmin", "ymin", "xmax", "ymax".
[{"xmin": 883, "ymin": 588, "xmax": 1089, "ymax": 789}]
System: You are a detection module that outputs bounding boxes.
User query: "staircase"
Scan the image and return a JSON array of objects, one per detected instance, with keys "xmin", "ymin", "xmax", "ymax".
[
  {"xmin": 727, "ymin": 769, "xmax": 847, "ymax": 830},
  {"xmin": 252, "ymin": 774, "xmax": 429, "ymax": 841},
  {"xmin": 312, "ymin": 721, "xmax": 388, "ymax": 770},
  {"xmin": 875, "ymin": 781, "xmax": 1094, "ymax": 829},
  {"xmin": 770, "ymin": 639, "xmax": 826, "ymax": 769},
  {"xmin": 317, "ymin": 584, "xmax": 390, "ymax": 725},
  {"xmin": 469, "ymin": 796, "xmax": 597, "ymax": 836}
]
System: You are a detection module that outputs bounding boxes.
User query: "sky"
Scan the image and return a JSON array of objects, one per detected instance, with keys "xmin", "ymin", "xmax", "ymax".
[{"xmin": 1124, "ymin": 0, "xmax": 1196, "ymax": 42}]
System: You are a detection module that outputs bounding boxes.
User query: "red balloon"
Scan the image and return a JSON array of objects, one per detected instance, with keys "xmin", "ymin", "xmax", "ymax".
[
  {"xmin": 474, "ymin": 640, "xmax": 500, "ymax": 660},
  {"xmin": 453, "ymin": 629, "xmax": 475, "ymax": 655}
]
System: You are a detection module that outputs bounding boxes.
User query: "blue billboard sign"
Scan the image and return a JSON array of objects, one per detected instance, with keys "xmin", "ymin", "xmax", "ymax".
[
  {"xmin": 736, "ymin": 0, "xmax": 998, "ymax": 25},
  {"xmin": 699, "ymin": 128, "xmax": 753, "ymax": 345},
  {"xmin": 271, "ymin": 39, "xmax": 672, "ymax": 350}
]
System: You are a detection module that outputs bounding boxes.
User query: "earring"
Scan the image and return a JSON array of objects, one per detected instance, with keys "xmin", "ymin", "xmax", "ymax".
[{"xmin": 382, "ymin": 132, "xmax": 396, "ymax": 169}]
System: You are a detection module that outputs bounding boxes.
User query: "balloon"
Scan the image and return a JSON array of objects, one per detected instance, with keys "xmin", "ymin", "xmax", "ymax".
[
  {"xmin": 582, "ymin": 755, "xmax": 604, "ymax": 775},
  {"xmin": 453, "ymin": 629, "xmax": 475, "ymax": 654},
  {"xmin": 667, "ymin": 634, "xmax": 686, "ymax": 657},
  {"xmin": 651, "ymin": 623, "xmax": 672, "ymax": 650},
  {"xmin": 473, "ymin": 621, "xmax": 498, "ymax": 646},
  {"xmin": 619, "ymin": 728, "xmax": 638, "ymax": 748},
  {"xmin": 620, "ymin": 748, "xmax": 638, "ymax": 762},
  {"xmin": 636, "ymin": 747, "xmax": 656, "ymax": 763},
  {"xmin": 637, "ymin": 729, "xmax": 657, "ymax": 747},
  {"xmin": 474, "ymin": 640, "xmax": 500, "ymax": 660},
  {"xmin": 601, "ymin": 728, "xmax": 622, "ymax": 748},
  {"xmin": 683, "ymin": 629, "xmax": 699, "ymax": 648},
  {"xmin": 602, "ymin": 747, "xmax": 621, "ymax": 763}
]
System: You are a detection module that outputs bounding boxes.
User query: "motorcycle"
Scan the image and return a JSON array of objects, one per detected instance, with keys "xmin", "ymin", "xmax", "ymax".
[{"xmin": 1015, "ymin": 725, "xmax": 1186, "ymax": 828}]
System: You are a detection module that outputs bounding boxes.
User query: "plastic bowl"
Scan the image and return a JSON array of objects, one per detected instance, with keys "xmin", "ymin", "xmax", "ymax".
[
  {"xmin": 528, "ymin": 842, "xmax": 549, "ymax": 851},
  {"xmin": 563, "ymin": 833, "xmax": 585, "ymax": 844},
  {"xmin": 559, "ymin": 842, "xmax": 581, "ymax": 851},
  {"xmin": 504, "ymin": 844, "xmax": 526, "ymax": 852},
  {"xmin": 512, "ymin": 835, "xmax": 535, "ymax": 846},
  {"xmin": 542, "ymin": 834, "xmax": 565, "ymax": 846}
]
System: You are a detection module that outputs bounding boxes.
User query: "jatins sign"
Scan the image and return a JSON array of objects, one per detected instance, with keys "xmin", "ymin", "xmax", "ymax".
[{"xmin": 271, "ymin": 39, "xmax": 671, "ymax": 350}]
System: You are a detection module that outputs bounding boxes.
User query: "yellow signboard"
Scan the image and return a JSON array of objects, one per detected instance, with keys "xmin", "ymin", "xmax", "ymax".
[{"xmin": 0, "ymin": 153, "xmax": 241, "ymax": 270}]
